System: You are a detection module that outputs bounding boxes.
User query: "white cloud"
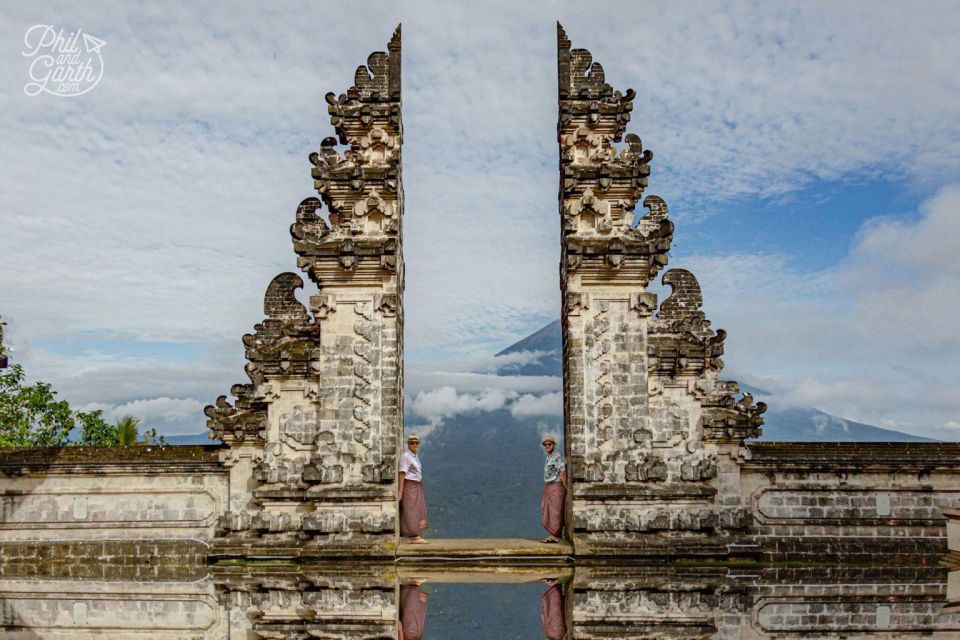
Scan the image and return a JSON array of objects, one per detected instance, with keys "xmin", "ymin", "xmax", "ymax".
[
  {"xmin": 407, "ymin": 384, "xmax": 563, "ymax": 431},
  {"xmin": 406, "ymin": 366, "xmax": 561, "ymax": 396},
  {"xmin": 107, "ymin": 397, "xmax": 205, "ymax": 422},
  {"xmin": 535, "ymin": 420, "xmax": 562, "ymax": 443},
  {"xmin": 683, "ymin": 185, "xmax": 960, "ymax": 438},
  {"xmin": 3, "ymin": 2, "xmax": 959, "ymax": 355},
  {"xmin": 80, "ymin": 397, "xmax": 207, "ymax": 435},
  {"xmin": 510, "ymin": 392, "xmax": 563, "ymax": 418},
  {"xmin": 410, "ymin": 386, "xmax": 516, "ymax": 425},
  {"xmin": 1, "ymin": 2, "xmax": 958, "ymax": 437}
]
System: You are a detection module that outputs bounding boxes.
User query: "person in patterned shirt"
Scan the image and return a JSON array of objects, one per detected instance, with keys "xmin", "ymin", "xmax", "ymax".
[{"xmin": 540, "ymin": 434, "xmax": 567, "ymax": 543}]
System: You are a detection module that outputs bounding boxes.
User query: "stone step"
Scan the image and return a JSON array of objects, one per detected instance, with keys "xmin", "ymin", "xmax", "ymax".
[{"xmin": 396, "ymin": 538, "xmax": 574, "ymax": 564}]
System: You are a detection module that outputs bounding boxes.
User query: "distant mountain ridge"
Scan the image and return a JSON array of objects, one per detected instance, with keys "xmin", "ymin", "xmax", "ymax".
[
  {"xmin": 497, "ymin": 320, "xmax": 932, "ymax": 442},
  {"xmin": 177, "ymin": 321, "xmax": 932, "ymax": 446},
  {"xmin": 166, "ymin": 433, "xmax": 214, "ymax": 445},
  {"xmin": 169, "ymin": 321, "xmax": 934, "ymax": 537}
]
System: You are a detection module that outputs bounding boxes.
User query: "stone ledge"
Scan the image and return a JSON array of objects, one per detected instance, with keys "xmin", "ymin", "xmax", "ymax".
[
  {"xmin": 756, "ymin": 535, "xmax": 949, "ymax": 566},
  {"xmin": 0, "ymin": 445, "xmax": 224, "ymax": 474},
  {"xmin": 573, "ymin": 483, "xmax": 717, "ymax": 500},
  {"xmin": 396, "ymin": 538, "xmax": 574, "ymax": 562},
  {"xmin": 744, "ymin": 442, "xmax": 960, "ymax": 470},
  {"xmin": 0, "ymin": 540, "xmax": 208, "ymax": 580},
  {"xmin": 208, "ymin": 537, "xmax": 397, "ymax": 560}
]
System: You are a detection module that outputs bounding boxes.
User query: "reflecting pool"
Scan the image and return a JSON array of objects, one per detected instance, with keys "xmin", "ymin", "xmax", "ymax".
[{"xmin": 1, "ymin": 557, "xmax": 958, "ymax": 638}]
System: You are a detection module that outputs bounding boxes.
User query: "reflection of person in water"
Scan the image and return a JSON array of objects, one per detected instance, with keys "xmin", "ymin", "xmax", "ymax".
[
  {"xmin": 540, "ymin": 579, "xmax": 567, "ymax": 640},
  {"xmin": 540, "ymin": 434, "xmax": 567, "ymax": 543},
  {"xmin": 399, "ymin": 579, "xmax": 428, "ymax": 640},
  {"xmin": 399, "ymin": 434, "xmax": 429, "ymax": 544}
]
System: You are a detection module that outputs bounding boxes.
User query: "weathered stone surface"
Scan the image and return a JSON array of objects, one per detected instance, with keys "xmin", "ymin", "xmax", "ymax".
[
  {"xmin": 572, "ymin": 565, "xmax": 960, "ymax": 639},
  {"xmin": 741, "ymin": 442, "xmax": 960, "ymax": 563},
  {"xmin": 946, "ymin": 507, "xmax": 960, "ymax": 557},
  {"xmin": 204, "ymin": 26, "xmax": 403, "ymax": 557},
  {"xmin": 212, "ymin": 563, "xmax": 398, "ymax": 639},
  {"xmin": 0, "ymin": 446, "xmax": 227, "ymax": 543},
  {"xmin": 558, "ymin": 24, "xmax": 763, "ymax": 556},
  {"xmin": 0, "ymin": 540, "xmax": 207, "ymax": 580}
]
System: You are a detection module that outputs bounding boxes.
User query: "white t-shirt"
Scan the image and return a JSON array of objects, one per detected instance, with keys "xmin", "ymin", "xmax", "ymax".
[{"xmin": 399, "ymin": 449, "xmax": 423, "ymax": 482}]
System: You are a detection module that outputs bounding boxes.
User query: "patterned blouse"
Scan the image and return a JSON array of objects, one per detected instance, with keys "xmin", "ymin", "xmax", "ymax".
[{"xmin": 544, "ymin": 451, "xmax": 566, "ymax": 484}]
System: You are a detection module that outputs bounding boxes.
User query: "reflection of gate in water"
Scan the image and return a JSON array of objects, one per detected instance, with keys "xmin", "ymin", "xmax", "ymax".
[{"xmin": 1, "ymin": 561, "xmax": 958, "ymax": 638}]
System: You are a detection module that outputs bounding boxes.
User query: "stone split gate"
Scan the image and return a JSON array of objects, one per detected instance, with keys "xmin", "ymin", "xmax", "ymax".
[{"xmin": 2, "ymin": 25, "xmax": 959, "ymax": 564}]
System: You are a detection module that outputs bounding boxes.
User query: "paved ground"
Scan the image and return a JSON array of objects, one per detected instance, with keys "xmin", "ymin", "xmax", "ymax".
[
  {"xmin": 396, "ymin": 566, "xmax": 574, "ymax": 583},
  {"xmin": 396, "ymin": 537, "xmax": 574, "ymax": 559}
]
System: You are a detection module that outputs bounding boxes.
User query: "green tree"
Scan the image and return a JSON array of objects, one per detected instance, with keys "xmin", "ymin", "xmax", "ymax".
[
  {"xmin": 0, "ymin": 334, "xmax": 117, "ymax": 448},
  {"xmin": 141, "ymin": 426, "xmax": 166, "ymax": 446},
  {"xmin": 114, "ymin": 415, "xmax": 140, "ymax": 446}
]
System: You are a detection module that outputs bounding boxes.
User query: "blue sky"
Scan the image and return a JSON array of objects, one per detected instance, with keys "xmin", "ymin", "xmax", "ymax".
[{"xmin": 1, "ymin": 1, "xmax": 958, "ymax": 438}]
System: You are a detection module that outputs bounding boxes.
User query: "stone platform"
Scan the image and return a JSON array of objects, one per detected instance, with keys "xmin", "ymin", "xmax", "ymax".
[{"xmin": 396, "ymin": 538, "xmax": 574, "ymax": 565}]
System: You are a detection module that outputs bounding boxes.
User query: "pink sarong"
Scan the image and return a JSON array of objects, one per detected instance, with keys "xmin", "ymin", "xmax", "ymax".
[
  {"xmin": 400, "ymin": 480, "xmax": 428, "ymax": 537},
  {"xmin": 399, "ymin": 584, "xmax": 428, "ymax": 640},
  {"xmin": 541, "ymin": 482, "xmax": 566, "ymax": 538},
  {"xmin": 540, "ymin": 582, "xmax": 566, "ymax": 640}
]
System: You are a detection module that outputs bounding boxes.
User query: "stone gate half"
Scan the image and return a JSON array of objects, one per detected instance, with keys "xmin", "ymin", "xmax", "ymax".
[
  {"xmin": 558, "ymin": 23, "xmax": 767, "ymax": 556},
  {"xmin": 205, "ymin": 26, "xmax": 404, "ymax": 558}
]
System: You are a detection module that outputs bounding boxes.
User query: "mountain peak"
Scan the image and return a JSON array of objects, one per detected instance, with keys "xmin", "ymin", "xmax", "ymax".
[
  {"xmin": 496, "ymin": 320, "xmax": 561, "ymax": 356},
  {"xmin": 494, "ymin": 321, "xmax": 562, "ymax": 377}
]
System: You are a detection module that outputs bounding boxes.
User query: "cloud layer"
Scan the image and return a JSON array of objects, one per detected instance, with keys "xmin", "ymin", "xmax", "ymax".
[
  {"xmin": 1, "ymin": 2, "xmax": 958, "ymax": 436},
  {"xmin": 684, "ymin": 185, "xmax": 960, "ymax": 438}
]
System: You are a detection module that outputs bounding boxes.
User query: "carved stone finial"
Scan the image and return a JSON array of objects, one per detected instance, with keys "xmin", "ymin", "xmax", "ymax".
[
  {"xmin": 290, "ymin": 197, "xmax": 329, "ymax": 257},
  {"xmin": 658, "ymin": 269, "xmax": 704, "ymax": 322},
  {"xmin": 346, "ymin": 25, "xmax": 401, "ymax": 102},
  {"xmin": 558, "ymin": 22, "xmax": 613, "ymax": 100},
  {"xmin": 641, "ymin": 195, "xmax": 669, "ymax": 223},
  {"xmin": 263, "ymin": 272, "xmax": 310, "ymax": 323},
  {"xmin": 558, "ymin": 25, "xmax": 669, "ymax": 287}
]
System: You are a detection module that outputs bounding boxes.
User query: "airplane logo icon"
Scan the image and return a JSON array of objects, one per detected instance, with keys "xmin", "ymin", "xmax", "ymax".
[{"xmin": 82, "ymin": 33, "xmax": 106, "ymax": 55}]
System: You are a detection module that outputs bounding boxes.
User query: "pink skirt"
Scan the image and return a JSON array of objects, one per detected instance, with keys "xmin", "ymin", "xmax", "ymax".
[
  {"xmin": 541, "ymin": 482, "xmax": 566, "ymax": 538},
  {"xmin": 400, "ymin": 584, "xmax": 428, "ymax": 640},
  {"xmin": 540, "ymin": 583, "xmax": 566, "ymax": 640},
  {"xmin": 400, "ymin": 480, "xmax": 428, "ymax": 537}
]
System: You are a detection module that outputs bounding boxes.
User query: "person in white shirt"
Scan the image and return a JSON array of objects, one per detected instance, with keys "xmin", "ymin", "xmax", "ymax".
[{"xmin": 399, "ymin": 434, "xmax": 429, "ymax": 544}]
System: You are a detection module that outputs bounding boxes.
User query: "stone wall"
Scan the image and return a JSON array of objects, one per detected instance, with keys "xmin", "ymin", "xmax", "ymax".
[
  {"xmin": 0, "ymin": 446, "xmax": 226, "ymax": 544},
  {"xmin": 741, "ymin": 442, "xmax": 960, "ymax": 563},
  {"xmin": 572, "ymin": 565, "xmax": 960, "ymax": 639},
  {"xmin": 213, "ymin": 563, "xmax": 398, "ymax": 639},
  {"xmin": 0, "ymin": 576, "xmax": 225, "ymax": 639},
  {"xmin": 946, "ymin": 507, "xmax": 960, "ymax": 560},
  {"xmin": 2, "ymin": 564, "xmax": 956, "ymax": 638}
]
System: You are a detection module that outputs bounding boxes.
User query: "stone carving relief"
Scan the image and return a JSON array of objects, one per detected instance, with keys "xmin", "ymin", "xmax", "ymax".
[
  {"xmin": 559, "ymin": 24, "xmax": 764, "ymax": 553},
  {"xmin": 204, "ymin": 27, "xmax": 403, "ymax": 551}
]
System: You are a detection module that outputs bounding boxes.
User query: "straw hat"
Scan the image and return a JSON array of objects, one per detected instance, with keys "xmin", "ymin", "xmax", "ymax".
[
  {"xmin": 542, "ymin": 433, "xmax": 558, "ymax": 445},
  {"xmin": 406, "ymin": 434, "xmax": 421, "ymax": 443}
]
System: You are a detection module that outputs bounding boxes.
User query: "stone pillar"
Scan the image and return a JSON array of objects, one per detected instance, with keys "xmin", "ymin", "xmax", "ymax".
[
  {"xmin": 557, "ymin": 24, "xmax": 764, "ymax": 557},
  {"xmin": 206, "ymin": 26, "xmax": 403, "ymax": 558}
]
